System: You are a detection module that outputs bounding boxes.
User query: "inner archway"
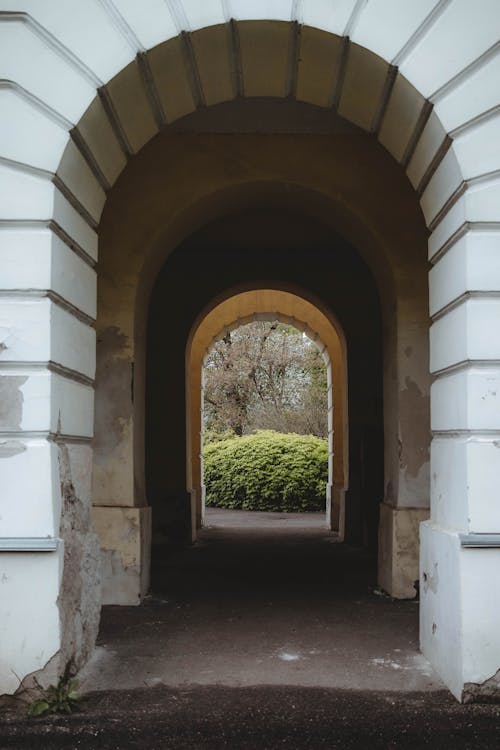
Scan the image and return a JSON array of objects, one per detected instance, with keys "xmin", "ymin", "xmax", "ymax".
[
  {"xmin": 186, "ymin": 289, "xmax": 348, "ymax": 538},
  {"xmin": 146, "ymin": 203, "xmax": 386, "ymax": 565}
]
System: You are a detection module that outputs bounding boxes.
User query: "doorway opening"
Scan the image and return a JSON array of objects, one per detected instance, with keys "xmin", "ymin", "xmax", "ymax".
[
  {"xmin": 146, "ymin": 206, "xmax": 383, "ymax": 573},
  {"xmin": 187, "ymin": 288, "xmax": 348, "ymax": 541},
  {"xmin": 201, "ymin": 317, "xmax": 330, "ymax": 533}
]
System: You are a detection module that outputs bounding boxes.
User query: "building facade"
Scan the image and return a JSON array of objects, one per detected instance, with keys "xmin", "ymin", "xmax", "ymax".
[{"xmin": 1, "ymin": 0, "xmax": 500, "ymax": 702}]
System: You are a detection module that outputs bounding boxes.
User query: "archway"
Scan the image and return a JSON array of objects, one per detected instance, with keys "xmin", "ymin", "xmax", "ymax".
[
  {"xmin": 186, "ymin": 288, "xmax": 348, "ymax": 537},
  {"xmin": 2, "ymin": 6, "xmax": 499, "ymax": 702},
  {"xmin": 144, "ymin": 191, "xmax": 401, "ymax": 584}
]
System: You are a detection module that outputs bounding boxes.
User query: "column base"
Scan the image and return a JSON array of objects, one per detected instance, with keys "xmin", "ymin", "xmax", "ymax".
[
  {"xmin": 0, "ymin": 548, "xmax": 62, "ymax": 694},
  {"xmin": 420, "ymin": 521, "xmax": 500, "ymax": 702},
  {"xmin": 92, "ymin": 506, "xmax": 152, "ymax": 605},
  {"xmin": 327, "ymin": 483, "xmax": 345, "ymax": 539},
  {"xmin": 378, "ymin": 502, "xmax": 429, "ymax": 598}
]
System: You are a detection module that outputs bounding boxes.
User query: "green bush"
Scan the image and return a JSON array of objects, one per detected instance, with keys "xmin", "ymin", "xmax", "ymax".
[{"xmin": 203, "ymin": 430, "xmax": 328, "ymax": 512}]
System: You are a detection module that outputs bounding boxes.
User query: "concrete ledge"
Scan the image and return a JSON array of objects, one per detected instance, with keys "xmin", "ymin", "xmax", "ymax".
[
  {"xmin": 378, "ymin": 503, "xmax": 429, "ymax": 599},
  {"xmin": 0, "ymin": 537, "xmax": 59, "ymax": 551},
  {"xmin": 92, "ymin": 505, "xmax": 152, "ymax": 605},
  {"xmin": 459, "ymin": 533, "xmax": 500, "ymax": 548}
]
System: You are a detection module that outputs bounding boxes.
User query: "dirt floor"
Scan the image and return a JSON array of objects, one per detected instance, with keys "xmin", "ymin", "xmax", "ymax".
[
  {"xmin": 1, "ymin": 510, "xmax": 499, "ymax": 748},
  {"xmin": 2, "ymin": 684, "xmax": 500, "ymax": 749}
]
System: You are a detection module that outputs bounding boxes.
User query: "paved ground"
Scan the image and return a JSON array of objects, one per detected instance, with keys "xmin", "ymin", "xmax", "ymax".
[
  {"xmin": 2, "ymin": 509, "xmax": 500, "ymax": 748},
  {"xmin": 78, "ymin": 509, "xmax": 439, "ymax": 693}
]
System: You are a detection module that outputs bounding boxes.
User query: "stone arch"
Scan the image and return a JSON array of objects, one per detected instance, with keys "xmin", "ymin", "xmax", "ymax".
[
  {"xmin": 93, "ymin": 143, "xmax": 425, "ymax": 585},
  {"xmin": 1, "ymin": 4, "xmax": 499, "ymax": 701},
  {"xmin": 186, "ymin": 288, "xmax": 348, "ymax": 536}
]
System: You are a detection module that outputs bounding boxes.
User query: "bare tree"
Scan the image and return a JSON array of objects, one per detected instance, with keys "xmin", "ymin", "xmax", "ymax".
[{"xmin": 203, "ymin": 321, "xmax": 328, "ymax": 439}]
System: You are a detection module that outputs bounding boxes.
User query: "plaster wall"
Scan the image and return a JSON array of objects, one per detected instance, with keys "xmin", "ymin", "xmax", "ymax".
[
  {"xmin": 0, "ymin": 548, "xmax": 62, "ymax": 695},
  {"xmin": 92, "ymin": 506, "xmax": 151, "ymax": 605},
  {"xmin": 420, "ymin": 523, "xmax": 500, "ymax": 702},
  {"xmin": 378, "ymin": 504, "xmax": 429, "ymax": 599}
]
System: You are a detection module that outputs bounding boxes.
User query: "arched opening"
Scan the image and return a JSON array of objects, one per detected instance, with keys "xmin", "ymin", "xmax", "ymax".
[
  {"xmin": 143, "ymin": 192, "xmax": 392, "ymax": 586},
  {"xmin": 186, "ymin": 288, "xmax": 348, "ymax": 537},
  {"xmin": 4, "ymin": 6, "xmax": 499, "ymax": 701},
  {"xmin": 57, "ymin": 118, "xmax": 429, "ymax": 679},
  {"xmin": 94, "ymin": 126, "xmax": 428, "ymax": 601}
]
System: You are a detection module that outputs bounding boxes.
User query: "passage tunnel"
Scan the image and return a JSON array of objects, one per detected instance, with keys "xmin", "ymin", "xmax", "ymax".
[{"xmin": 146, "ymin": 206, "xmax": 384, "ymax": 557}]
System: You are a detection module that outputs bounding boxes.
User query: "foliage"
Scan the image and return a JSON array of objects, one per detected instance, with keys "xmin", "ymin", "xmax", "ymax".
[
  {"xmin": 203, "ymin": 321, "xmax": 327, "ymax": 439},
  {"xmin": 203, "ymin": 430, "xmax": 328, "ymax": 512},
  {"xmin": 28, "ymin": 676, "xmax": 80, "ymax": 717},
  {"xmin": 203, "ymin": 427, "xmax": 236, "ymax": 445}
]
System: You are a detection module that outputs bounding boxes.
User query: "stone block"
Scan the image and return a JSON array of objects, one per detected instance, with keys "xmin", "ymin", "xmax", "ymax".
[
  {"xmin": 0, "ymin": 439, "xmax": 59, "ymax": 537},
  {"xmin": 431, "ymin": 366, "xmax": 500, "ymax": 431},
  {"xmin": 92, "ymin": 505, "xmax": 152, "ymax": 605},
  {"xmin": 429, "ymin": 231, "xmax": 500, "ymax": 316},
  {"xmin": 430, "ymin": 298, "xmax": 500, "ymax": 372},
  {"xmin": 378, "ymin": 503, "xmax": 429, "ymax": 598},
  {"xmin": 431, "ymin": 435, "xmax": 500, "ymax": 532},
  {"xmin": 420, "ymin": 521, "xmax": 500, "ymax": 701}
]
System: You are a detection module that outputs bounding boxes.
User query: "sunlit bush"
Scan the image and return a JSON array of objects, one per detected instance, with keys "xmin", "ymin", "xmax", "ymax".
[{"xmin": 203, "ymin": 430, "xmax": 328, "ymax": 512}]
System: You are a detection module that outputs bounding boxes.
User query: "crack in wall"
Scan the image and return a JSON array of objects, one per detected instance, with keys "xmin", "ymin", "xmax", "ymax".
[{"xmin": 57, "ymin": 439, "xmax": 101, "ymax": 681}]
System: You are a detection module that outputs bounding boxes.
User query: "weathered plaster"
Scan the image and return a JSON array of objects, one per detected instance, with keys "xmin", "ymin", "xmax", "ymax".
[
  {"xmin": 463, "ymin": 668, "xmax": 500, "ymax": 704},
  {"xmin": 422, "ymin": 562, "xmax": 439, "ymax": 595},
  {"xmin": 93, "ymin": 326, "xmax": 134, "ymax": 506},
  {"xmin": 400, "ymin": 377, "xmax": 430, "ymax": 479},
  {"xmin": 57, "ymin": 442, "xmax": 101, "ymax": 677},
  {"xmin": 92, "ymin": 506, "xmax": 151, "ymax": 605},
  {"xmin": 0, "ymin": 375, "xmax": 27, "ymax": 430},
  {"xmin": 378, "ymin": 503, "xmax": 429, "ymax": 598},
  {"xmin": 0, "ymin": 440, "xmax": 26, "ymax": 458}
]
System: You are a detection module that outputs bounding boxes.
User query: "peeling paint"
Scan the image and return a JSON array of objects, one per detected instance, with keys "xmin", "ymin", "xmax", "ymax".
[
  {"xmin": 463, "ymin": 668, "xmax": 500, "ymax": 703},
  {"xmin": 0, "ymin": 440, "xmax": 26, "ymax": 458},
  {"xmin": 13, "ymin": 649, "xmax": 62, "ymax": 698},
  {"xmin": 0, "ymin": 376, "xmax": 27, "ymax": 430},
  {"xmin": 100, "ymin": 548, "xmax": 142, "ymax": 604},
  {"xmin": 97, "ymin": 326, "xmax": 129, "ymax": 356},
  {"xmin": 399, "ymin": 376, "xmax": 430, "ymax": 479},
  {"xmin": 422, "ymin": 563, "xmax": 438, "ymax": 594},
  {"xmin": 94, "ymin": 326, "xmax": 133, "ymax": 460},
  {"xmin": 92, "ymin": 506, "xmax": 151, "ymax": 605}
]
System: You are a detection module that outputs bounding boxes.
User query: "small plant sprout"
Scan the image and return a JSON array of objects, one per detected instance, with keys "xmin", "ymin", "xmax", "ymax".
[{"xmin": 28, "ymin": 673, "xmax": 80, "ymax": 717}]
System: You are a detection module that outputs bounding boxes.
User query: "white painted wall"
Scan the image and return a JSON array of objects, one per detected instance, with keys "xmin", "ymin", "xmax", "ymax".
[{"xmin": 0, "ymin": 548, "xmax": 63, "ymax": 695}]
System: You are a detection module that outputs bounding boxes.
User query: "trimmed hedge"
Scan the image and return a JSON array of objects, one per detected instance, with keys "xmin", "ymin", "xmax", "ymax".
[{"xmin": 203, "ymin": 430, "xmax": 328, "ymax": 512}]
